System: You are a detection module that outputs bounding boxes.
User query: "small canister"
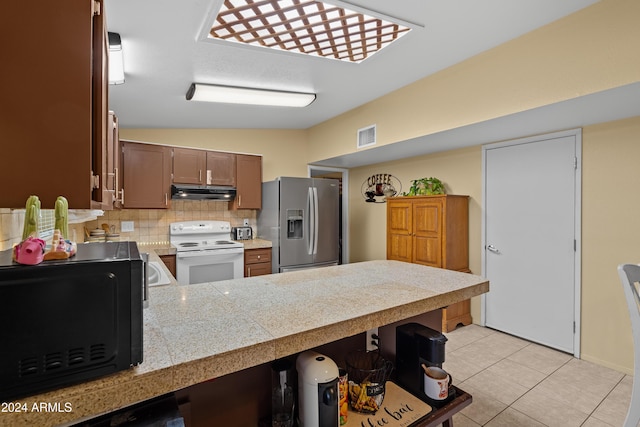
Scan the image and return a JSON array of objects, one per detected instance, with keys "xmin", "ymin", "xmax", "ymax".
[{"xmin": 338, "ymin": 369, "xmax": 348, "ymax": 425}]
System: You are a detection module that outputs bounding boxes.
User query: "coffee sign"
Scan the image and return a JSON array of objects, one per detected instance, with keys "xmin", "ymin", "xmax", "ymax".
[
  {"xmin": 348, "ymin": 382, "xmax": 432, "ymax": 426},
  {"xmin": 361, "ymin": 174, "xmax": 402, "ymax": 203}
]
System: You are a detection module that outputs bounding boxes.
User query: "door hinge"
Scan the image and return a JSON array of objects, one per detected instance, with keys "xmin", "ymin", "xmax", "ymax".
[
  {"xmin": 574, "ymin": 239, "xmax": 577, "ymax": 252},
  {"xmin": 92, "ymin": 0, "xmax": 101, "ymax": 16},
  {"xmin": 573, "ymin": 321, "xmax": 576, "ymax": 333},
  {"xmin": 573, "ymin": 156, "xmax": 578, "ymax": 169}
]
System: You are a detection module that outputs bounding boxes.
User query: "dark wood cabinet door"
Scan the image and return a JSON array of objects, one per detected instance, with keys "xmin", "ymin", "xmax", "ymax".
[
  {"xmin": 206, "ymin": 152, "xmax": 236, "ymax": 186},
  {"xmin": 244, "ymin": 248, "xmax": 272, "ymax": 277},
  {"xmin": 232, "ymin": 155, "xmax": 262, "ymax": 210},
  {"xmin": 173, "ymin": 148, "xmax": 206, "ymax": 185},
  {"xmin": 91, "ymin": 0, "xmax": 110, "ymax": 209},
  {"xmin": 159, "ymin": 255, "xmax": 177, "ymax": 277},
  {"xmin": 122, "ymin": 142, "xmax": 172, "ymax": 209},
  {"xmin": 1, "ymin": 0, "xmax": 108, "ymax": 208}
]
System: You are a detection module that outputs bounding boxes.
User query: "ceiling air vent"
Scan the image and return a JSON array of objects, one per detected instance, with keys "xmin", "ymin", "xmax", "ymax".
[{"xmin": 357, "ymin": 125, "xmax": 376, "ymax": 149}]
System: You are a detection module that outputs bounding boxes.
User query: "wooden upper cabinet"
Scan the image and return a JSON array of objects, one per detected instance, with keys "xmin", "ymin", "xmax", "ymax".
[
  {"xmin": 1, "ymin": 0, "xmax": 110, "ymax": 208},
  {"xmin": 173, "ymin": 148, "xmax": 206, "ymax": 185},
  {"xmin": 121, "ymin": 141, "xmax": 172, "ymax": 209},
  {"xmin": 206, "ymin": 152, "xmax": 236, "ymax": 186},
  {"xmin": 172, "ymin": 148, "xmax": 236, "ymax": 187},
  {"xmin": 100, "ymin": 111, "xmax": 122, "ymax": 209},
  {"xmin": 231, "ymin": 154, "xmax": 262, "ymax": 210}
]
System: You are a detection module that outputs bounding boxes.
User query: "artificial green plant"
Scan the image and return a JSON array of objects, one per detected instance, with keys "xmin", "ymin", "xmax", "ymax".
[{"xmin": 403, "ymin": 177, "xmax": 445, "ymax": 196}]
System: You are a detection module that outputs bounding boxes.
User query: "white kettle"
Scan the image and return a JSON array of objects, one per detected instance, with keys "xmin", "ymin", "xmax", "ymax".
[{"xmin": 296, "ymin": 351, "xmax": 339, "ymax": 427}]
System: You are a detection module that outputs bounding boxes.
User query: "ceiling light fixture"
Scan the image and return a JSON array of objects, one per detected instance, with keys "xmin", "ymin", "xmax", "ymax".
[
  {"xmin": 206, "ymin": 0, "xmax": 414, "ymax": 63},
  {"xmin": 108, "ymin": 32, "xmax": 125, "ymax": 85},
  {"xmin": 185, "ymin": 83, "xmax": 316, "ymax": 107}
]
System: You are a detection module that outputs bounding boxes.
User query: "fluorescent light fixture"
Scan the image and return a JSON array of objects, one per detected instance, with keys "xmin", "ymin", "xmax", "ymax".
[
  {"xmin": 108, "ymin": 32, "xmax": 125, "ymax": 85},
  {"xmin": 185, "ymin": 83, "xmax": 316, "ymax": 107}
]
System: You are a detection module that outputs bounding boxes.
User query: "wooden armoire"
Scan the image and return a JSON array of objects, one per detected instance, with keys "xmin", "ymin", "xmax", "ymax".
[{"xmin": 386, "ymin": 195, "xmax": 472, "ymax": 332}]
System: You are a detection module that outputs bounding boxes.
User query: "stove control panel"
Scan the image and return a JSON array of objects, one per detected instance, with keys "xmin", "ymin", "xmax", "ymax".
[{"xmin": 170, "ymin": 220, "xmax": 231, "ymax": 235}]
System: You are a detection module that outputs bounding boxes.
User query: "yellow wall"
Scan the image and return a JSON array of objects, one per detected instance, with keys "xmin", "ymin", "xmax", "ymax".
[
  {"xmin": 345, "ymin": 116, "xmax": 640, "ymax": 374},
  {"xmin": 348, "ymin": 146, "xmax": 481, "ymax": 266},
  {"xmin": 581, "ymin": 116, "xmax": 640, "ymax": 373},
  {"xmin": 307, "ymin": 0, "xmax": 640, "ymax": 162},
  {"xmin": 300, "ymin": 0, "xmax": 640, "ymax": 374},
  {"xmin": 119, "ymin": 128, "xmax": 309, "ymax": 181},
  {"xmin": 113, "ymin": 0, "xmax": 640, "ymax": 373},
  {"xmin": 347, "ymin": 147, "xmax": 482, "ymax": 344}
]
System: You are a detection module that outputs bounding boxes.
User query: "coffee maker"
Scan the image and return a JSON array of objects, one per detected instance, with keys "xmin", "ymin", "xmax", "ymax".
[{"xmin": 395, "ymin": 323, "xmax": 447, "ymax": 397}]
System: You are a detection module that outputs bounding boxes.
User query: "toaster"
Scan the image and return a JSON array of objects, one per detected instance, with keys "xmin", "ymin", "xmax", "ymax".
[{"xmin": 232, "ymin": 226, "xmax": 252, "ymax": 240}]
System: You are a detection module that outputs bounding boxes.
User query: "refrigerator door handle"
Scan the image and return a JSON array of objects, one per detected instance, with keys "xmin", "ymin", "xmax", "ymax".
[
  {"xmin": 313, "ymin": 187, "xmax": 319, "ymax": 255},
  {"xmin": 307, "ymin": 187, "xmax": 314, "ymax": 255}
]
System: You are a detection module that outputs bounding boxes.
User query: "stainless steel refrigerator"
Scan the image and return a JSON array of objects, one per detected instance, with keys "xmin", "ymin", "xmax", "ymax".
[{"xmin": 258, "ymin": 177, "xmax": 340, "ymax": 273}]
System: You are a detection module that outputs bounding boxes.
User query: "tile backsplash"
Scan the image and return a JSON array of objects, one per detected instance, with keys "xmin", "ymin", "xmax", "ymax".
[{"xmin": 0, "ymin": 201, "xmax": 257, "ymax": 251}]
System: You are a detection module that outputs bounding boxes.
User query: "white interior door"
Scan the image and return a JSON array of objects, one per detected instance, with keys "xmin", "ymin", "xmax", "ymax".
[{"xmin": 483, "ymin": 130, "xmax": 581, "ymax": 354}]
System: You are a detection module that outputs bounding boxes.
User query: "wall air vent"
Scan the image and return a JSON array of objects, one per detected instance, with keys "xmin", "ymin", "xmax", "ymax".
[{"xmin": 357, "ymin": 124, "xmax": 376, "ymax": 149}]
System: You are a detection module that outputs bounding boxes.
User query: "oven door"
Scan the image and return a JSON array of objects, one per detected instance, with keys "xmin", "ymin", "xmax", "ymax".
[{"xmin": 176, "ymin": 248, "xmax": 244, "ymax": 285}]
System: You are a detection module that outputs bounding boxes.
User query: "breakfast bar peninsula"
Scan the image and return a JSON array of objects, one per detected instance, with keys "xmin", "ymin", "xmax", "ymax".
[{"xmin": 1, "ymin": 259, "xmax": 488, "ymax": 426}]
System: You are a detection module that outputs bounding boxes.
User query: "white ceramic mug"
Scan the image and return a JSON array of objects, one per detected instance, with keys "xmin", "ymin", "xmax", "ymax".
[{"xmin": 423, "ymin": 367, "xmax": 452, "ymax": 400}]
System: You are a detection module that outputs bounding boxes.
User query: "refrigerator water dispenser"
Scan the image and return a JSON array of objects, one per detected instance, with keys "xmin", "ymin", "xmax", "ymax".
[{"xmin": 286, "ymin": 209, "xmax": 304, "ymax": 239}]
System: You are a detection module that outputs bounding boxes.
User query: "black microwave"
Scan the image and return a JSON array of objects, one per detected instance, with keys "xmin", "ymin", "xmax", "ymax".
[{"xmin": 0, "ymin": 241, "xmax": 144, "ymax": 402}]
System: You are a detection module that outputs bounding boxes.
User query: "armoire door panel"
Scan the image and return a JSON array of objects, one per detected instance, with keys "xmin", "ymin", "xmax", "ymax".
[
  {"xmin": 387, "ymin": 234, "xmax": 412, "ymax": 263},
  {"xmin": 413, "ymin": 202, "xmax": 441, "ymax": 236},
  {"xmin": 413, "ymin": 235, "xmax": 441, "ymax": 266},
  {"xmin": 387, "ymin": 202, "xmax": 412, "ymax": 235}
]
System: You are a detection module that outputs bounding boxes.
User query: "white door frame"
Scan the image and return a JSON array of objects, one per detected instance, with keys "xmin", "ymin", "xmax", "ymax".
[
  {"xmin": 308, "ymin": 165, "xmax": 349, "ymax": 265},
  {"xmin": 480, "ymin": 129, "xmax": 582, "ymax": 358}
]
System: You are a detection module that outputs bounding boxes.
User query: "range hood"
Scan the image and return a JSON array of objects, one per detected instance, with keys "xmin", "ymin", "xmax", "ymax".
[{"xmin": 171, "ymin": 184, "xmax": 236, "ymax": 201}]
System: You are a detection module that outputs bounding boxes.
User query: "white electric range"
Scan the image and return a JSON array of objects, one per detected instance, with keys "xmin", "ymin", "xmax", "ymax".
[{"xmin": 170, "ymin": 220, "xmax": 244, "ymax": 285}]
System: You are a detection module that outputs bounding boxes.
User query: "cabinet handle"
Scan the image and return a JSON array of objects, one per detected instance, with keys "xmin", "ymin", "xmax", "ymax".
[
  {"xmin": 199, "ymin": 170, "xmax": 202, "ymax": 183},
  {"xmin": 238, "ymin": 195, "xmax": 242, "ymax": 207},
  {"xmin": 257, "ymin": 255, "xmax": 261, "ymax": 260},
  {"xmin": 247, "ymin": 267, "xmax": 251, "ymax": 277},
  {"xmin": 165, "ymin": 193, "xmax": 168, "ymax": 206},
  {"xmin": 121, "ymin": 188, "xmax": 125, "ymax": 206},
  {"xmin": 114, "ymin": 167, "xmax": 119, "ymax": 202}
]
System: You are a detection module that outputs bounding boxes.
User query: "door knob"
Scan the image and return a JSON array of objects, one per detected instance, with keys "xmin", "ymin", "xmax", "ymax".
[{"xmin": 486, "ymin": 244, "xmax": 501, "ymax": 254}]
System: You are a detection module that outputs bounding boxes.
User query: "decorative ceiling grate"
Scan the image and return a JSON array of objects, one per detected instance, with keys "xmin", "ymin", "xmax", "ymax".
[{"xmin": 209, "ymin": 0, "xmax": 411, "ymax": 63}]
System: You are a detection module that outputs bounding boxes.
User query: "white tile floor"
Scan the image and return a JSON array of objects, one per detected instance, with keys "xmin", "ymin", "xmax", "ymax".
[{"xmin": 441, "ymin": 324, "xmax": 632, "ymax": 427}]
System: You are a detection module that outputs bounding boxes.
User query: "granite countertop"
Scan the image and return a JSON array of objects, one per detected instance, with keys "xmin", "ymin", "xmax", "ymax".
[
  {"xmin": 1, "ymin": 254, "xmax": 487, "ymax": 427},
  {"xmin": 239, "ymin": 238, "xmax": 272, "ymax": 250}
]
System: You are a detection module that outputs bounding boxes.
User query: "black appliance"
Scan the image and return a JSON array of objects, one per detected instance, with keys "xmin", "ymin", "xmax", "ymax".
[
  {"xmin": 395, "ymin": 322, "xmax": 447, "ymax": 398},
  {"xmin": 171, "ymin": 184, "xmax": 236, "ymax": 200},
  {"xmin": 72, "ymin": 393, "xmax": 184, "ymax": 426},
  {"xmin": 0, "ymin": 242, "xmax": 144, "ymax": 401}
]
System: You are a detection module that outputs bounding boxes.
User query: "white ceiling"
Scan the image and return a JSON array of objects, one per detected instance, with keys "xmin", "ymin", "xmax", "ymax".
[{"xmin": 106, "ymin": 0, "xmax": 601, "ymax": 130}]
